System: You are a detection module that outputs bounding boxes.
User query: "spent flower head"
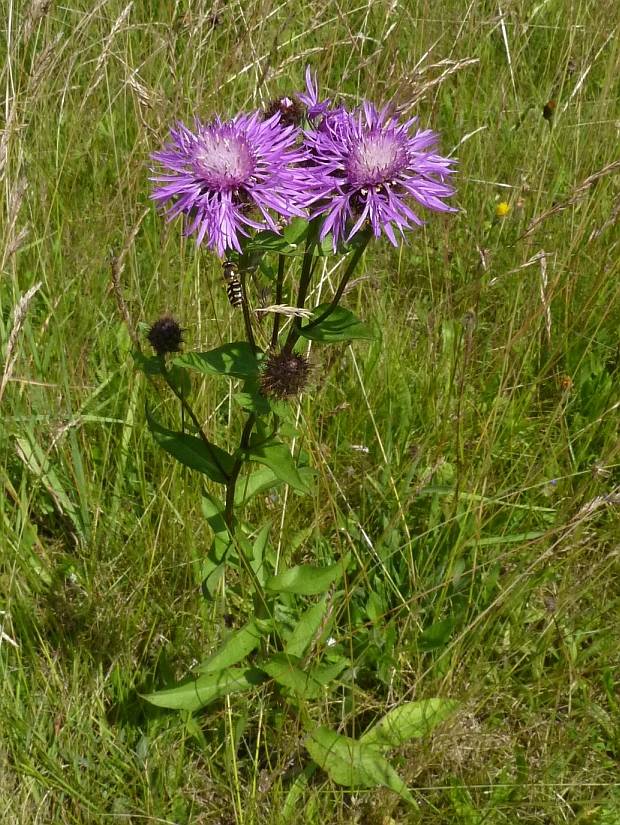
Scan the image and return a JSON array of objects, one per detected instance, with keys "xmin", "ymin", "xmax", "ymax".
[
  {"xmin": 304, "ymin": 102, "xmax": 456, "ymax": 249},
  {"xmin": 260, "ymin": 350, "xmax": 311, "ymax": 399},
  {"xmin": 151, "ymin": 112, "xmax": 314, "ymax": 257}
]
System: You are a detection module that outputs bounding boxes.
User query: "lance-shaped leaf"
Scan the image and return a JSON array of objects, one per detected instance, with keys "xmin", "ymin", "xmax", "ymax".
[
  {"xmin": 262, "ymin": 653, "xmax": 347, "ymax": 699},
  {"xmin": 360, "ymin": 699, "xmax": 460, "ymax": 750},
  {"xmin": 265, "ymin": 555, "xmax": 348, "ymax": 595},
  {"xmin": 299, "ymin": 305, "xmax": 374, "ymax": 343},
  {"xmin": 147, "ymin": 407, "xmax": 234, "ymax": 483},
  {"xmin": 305, "ymin": 727, "xmax": 415, "ymax": 805},
  {"xmin": 142, "ymin": 667, "xmax": 266, "ymax": 712},
  {"xmin": 197, "ymin": 621, "xmax": 265, "ymax": 673},
  {"xmin": 285, "ymin": 596, "xmax": 329, "ymax": 657},
  {"xmin": 175, "ymin": 342, "xmax": 261, "ymax": 379},
  {"xmin": 243, "ymin": 440, "xmax": 309, "ymax": 493}
]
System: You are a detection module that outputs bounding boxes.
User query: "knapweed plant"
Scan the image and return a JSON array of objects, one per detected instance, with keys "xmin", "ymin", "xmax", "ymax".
[{"xmin": 135, "ymin": 69, "xmax": 458, "ymax": 805}]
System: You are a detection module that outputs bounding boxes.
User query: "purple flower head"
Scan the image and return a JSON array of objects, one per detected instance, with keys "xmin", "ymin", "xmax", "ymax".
[
  {"xmin": 298, "ymin": 66, "xmax": 332, "ymax": 121},
  {"xmin": 304, "ymin": 102, "xmax": 456, "ymax": 249},
  {"xmin": 151, "ymin": 112, "xmax": 313, "ymax": 257}
]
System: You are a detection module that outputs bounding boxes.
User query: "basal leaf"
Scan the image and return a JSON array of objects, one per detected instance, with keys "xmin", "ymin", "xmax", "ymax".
[
  {"xmin": 142, "ymin": 667, "xmax": 265, "ymax": 712},
  {"xmin": 147, "ymin": 408, "xmax": 233, "ymax": 483},
  {"xmin": 418, "ymin": 617, "xmax": 456, "ymax": 651},
  {"xmin": 262, "ymin": 654, "xmax": 346, "ymax": 699},
  {"xmin": 262, "ymin": 653, "xmax": 322, "ymax": 699},
  {"xmin": 299, "ymin": 305, "xmax": 374, "ymax": 343},
  {"xmin": 285, "ymin": 597, "xmax": 328, "ymax": 657},
  {"xmin": 360, "ymin": 699, "xmax": 459, "ymax": 750},
  {"xmin": 305, "ymin": 727, "xmax": 415, "ymax": 805},
  {"xmin": 197, "ymin": 621, "xmax": 265, "ymax": 673},
  {"xmin": 175, "ymin": 342, "xmax": 261, "ymax": 379}
]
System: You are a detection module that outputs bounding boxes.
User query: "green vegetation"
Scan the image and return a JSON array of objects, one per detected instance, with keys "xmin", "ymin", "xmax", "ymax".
[{"xmin": 1, "ymin": 1, "xmax": 618, "ymax": 822}]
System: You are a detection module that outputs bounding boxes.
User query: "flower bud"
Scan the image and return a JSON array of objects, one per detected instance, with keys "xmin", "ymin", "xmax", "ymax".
[{"xmin": 147, "ymin": 316, "xmax": 183, "ymax": 356}]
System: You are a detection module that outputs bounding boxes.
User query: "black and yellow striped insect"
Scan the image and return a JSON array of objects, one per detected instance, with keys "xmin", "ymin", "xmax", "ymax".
[{"xmin": 222, "ymin": 260, "xmax": 243, "ymax": 308}]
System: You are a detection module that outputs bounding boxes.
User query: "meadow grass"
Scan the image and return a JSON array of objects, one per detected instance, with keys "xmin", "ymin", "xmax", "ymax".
[{"xmin": 1, "ymin": 0, "xmax": 619, "ymax": 822}]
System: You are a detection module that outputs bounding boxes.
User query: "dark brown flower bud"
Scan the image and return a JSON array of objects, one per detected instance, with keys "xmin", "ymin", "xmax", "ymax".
[
  {"xmin": 147, "ymin": 316, "xmax": 183, "ymax": 356},
  {"xmin": 263, "ymin": 96, "xmax": 304, "ymax": 128}
]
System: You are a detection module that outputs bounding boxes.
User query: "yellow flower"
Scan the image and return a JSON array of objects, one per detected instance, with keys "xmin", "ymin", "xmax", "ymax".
[{"xmin": 495, "ymin": 201, "xmax": 511, "ymax": 218}]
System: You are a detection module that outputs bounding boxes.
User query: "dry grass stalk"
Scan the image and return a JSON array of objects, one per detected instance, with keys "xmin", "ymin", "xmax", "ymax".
[
  {"xmin": 522, "ymin": 159, "xmax": 620, "ymax": 239},
  {"xmin": 110, "ymin": 207, "xmax": 149, "ymax": 352},
  {"xmin": 589, "ymin": 194, "xmax": 620, "ymax": 242},
  {"xmin": 0, "ymin": 282, "xmax": 42, "ymax": 405},
  {"xmin": 1, "ymin": 176, "xmax": 29, "ymax": 269},
  {"xmin": 80, "ymin": 2, "xmax": 133, "ymax": 113},
  {"xmin": 538, "ymin": 250, "xmax": 551, "ymax": 342},
  {"xmin": 4, "ymin": 225, "xmax": 30, "ymax": 262},
  {"xmin": 19, "ymin": 0, "xmax": 52, "ymax": 47},
  {"xmin": 254, "ymin": 304, "xmax": 314, "ymax": 318},
  {"xmin": 400, "ymin": 57, "xmax": 480, "ymax": 112}
]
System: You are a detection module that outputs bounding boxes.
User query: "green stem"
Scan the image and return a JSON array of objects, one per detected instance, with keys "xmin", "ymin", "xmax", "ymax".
[
  {"xmin": 270, "ymin": 254, "xmax": 286, "ymax": 349},
  {"xmin": 160, "ymin": 359, "xmax": 230, "ymax": 481},
  {"xmin": 282, "ymin": 232, "xmax": 316, "ymax": 353},
  {"xmin": 302, "ymin": 234, "xmax": 370, "ymax": 334},
  {"xmin": 240, "ymin": 271, "xmax": 256, "ymax": 350},
  {"xmin": 224, "ymin": 412, "xmax": 256, "ymax": 527}
]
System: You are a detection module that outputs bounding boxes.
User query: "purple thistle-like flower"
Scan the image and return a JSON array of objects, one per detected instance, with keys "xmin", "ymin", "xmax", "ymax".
[
  {"xmin": 304, "ymin": 102, "xmax": 456, "ymax": 249},
  {"xmin": 151, "ymin": 112, "xmax": 313, "ymax": 257},
  {"xmin": 298, "ymin": 66, "xmax": 332, "ymax": 121}
]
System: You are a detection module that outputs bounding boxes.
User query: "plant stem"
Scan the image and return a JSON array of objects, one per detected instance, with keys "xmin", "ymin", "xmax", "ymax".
[
  {"xmin": 240, "ymin": 271, "xmax": 256, "ymax": 350},
  {"xmin": 270, "ymin": 254, "xmax": 286, "ymax": 349},
  {"xmin": 224, "ymin": 412, "xmax": 256, "ymax": 527},
  {"xmin": 302, "ymin": 234, "xmax": 370, "ymax": 334},
  {"xmin": 282, "ymin": 232, "xmax": 316, "ymax": 353},
  {"xmin": 285, "ymin": 233, "xmax": 370, "ymax": 351},
  {"xmin": 160, "ymin": 360, "xmax": 230, "ymax": 481}
]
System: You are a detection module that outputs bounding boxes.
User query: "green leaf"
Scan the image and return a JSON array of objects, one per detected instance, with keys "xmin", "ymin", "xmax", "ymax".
[
  {"xmin": 282, "ymin": 217, "xmax": 311, "ymax": 245},
  {"xmin": 285, "ymin": 597, "xmax": 328, "ymax": 657},
  {"xmin": 142, "ymin": 667, "xmax": 265, "ymax": 712},
  {"xmin": 233, "ymin": 379, "xmax": 271, "ymax": 415},
  {"xmin": 175, "ymin": 342, "xmax": 261, "ymax": 379},
  {"xmin": 234, "ymin": 466, "xmax": 280, "ymax": 507},
  {"xmin": 244, "ymin": 440, "xmax": 309, "ymax": 493},
  {"xmin": 262, "ymin": 653, "xmax": 346, "ymax": 699},
  {"xmin": 418, "ymin": 617, "xmax": 455, "ymax": 651},
  {"xmin": 197, "ymin": 621, "xmax": 265, "ymax": 673},
  {"xmin": 132, "ymin": 351, "xmax": 163, "ymax": 375},
  {"xmin": 305, "ymin": 727, "xmax": 415, "ymax": 805},
  {"xmin": 360, "ymin": 699, "xmax": 459, "ymax": 749},
  {"xmin": 262, "ymin": 654, "xmax": 320, "ymax": 698},
  {"xmin": 265, "ymin": 555, "xmax": 348, "ymax": 595},
  {"xmin": 167, "ymin": 364, "xmax": 191, "ymax": 397},
  {"xmin": 299, "ymin": 305, "xmax": 374, "ymax": 343},
  {"xmin": 147, "ymin": 408, "xmax": 234, "ymax": 484},
  {"xmin": 246, "ymin": 230, "xmax": 291, "ymax": 254}
]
